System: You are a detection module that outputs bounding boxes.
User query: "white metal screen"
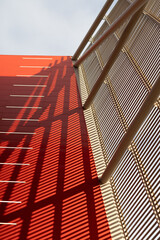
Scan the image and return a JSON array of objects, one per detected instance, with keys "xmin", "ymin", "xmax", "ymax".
[{"xmin": 77, "ymin": 0, "xmax": 160, "ymax": 239}]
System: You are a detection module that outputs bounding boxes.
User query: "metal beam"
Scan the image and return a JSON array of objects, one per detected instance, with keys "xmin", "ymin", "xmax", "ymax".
[
  {"xmin": 74, "ymin": 0, "xmax": 147, "ymax": 67},
  {"xmin": 72, "ymin": 0, "xmax": 114, "ymax": 61}
]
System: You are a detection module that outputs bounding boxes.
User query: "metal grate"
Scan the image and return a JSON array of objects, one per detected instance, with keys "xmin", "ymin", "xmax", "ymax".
[
  {"xmin": 112, "ymin": 105, "xmax": 159, "ymax": 240},
  {"xmin": 109, "ymin": 51, "xmax": 149, "ymax": 126},
  {"xmin": 98, "ymin": 32, "xmax": 118, "ymax": 66},
  {"xmin": 125, "ymin": 14, "xmax": 159, "ymax": 86},
  {"xmin": 83, "ymin": 51, "xmax": 102, "ymax": 91},
  {"xmin": 93, "ymin": 21, "xmax": 110, "ymax": 42},
  {"xmin": 107, "ymin": 0, "xmax": 131, "ymax": 37},
  {"xmin": 77, "ymin": 0, "xmax": 160, "ymax": 239},
  {"xmin": 145, "ymin": 0, "xmax": 160, "ymax": 18}
]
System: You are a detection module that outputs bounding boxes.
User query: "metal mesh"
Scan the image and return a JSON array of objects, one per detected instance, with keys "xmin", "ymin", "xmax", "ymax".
[
  {"xmin": 83, "ymin": 51, "xmax": 102, "ymax": 91},
  {"xmin": 112, "ymin": 105, "xmax": 159, "ymax": 240},
  {"xmin": 125, "ymin": 14, "xmax": 159, "ymax": 86},
  {"xmin": 94, "ymin": 83, "xmax": 125, "ymax": 162},
  {"xmin": 145, "ymin": 0, "xmax": 160, "ymax": 18},
  {"xmin": 77, "ymin": 0, "xmax": 160, "ymax": 239},
  {"xmin": 107, "ymin": 0, "xmax": 131, "ymax": 37},
  {"xmin": 109, "ymin": 51, "xmax": 149, "ymax": 126},
  {"xmin": 93, "ymin": 21, "xmax": 110, "ymax": 42},
  {"xmin": 98, "ymin": 31, "xmax": 118, "ymax": 66}
]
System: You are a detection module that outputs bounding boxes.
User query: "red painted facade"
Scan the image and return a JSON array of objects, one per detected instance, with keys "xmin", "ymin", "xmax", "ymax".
[{"xmin": 0, "ymin": 55, "xmax": 111, "ymax": 239}]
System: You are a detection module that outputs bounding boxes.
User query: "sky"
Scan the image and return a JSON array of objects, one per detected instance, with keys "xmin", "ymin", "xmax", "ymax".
[{"xmin": 0, "ymin": 0, "xmax": 114, "ymax": 56}]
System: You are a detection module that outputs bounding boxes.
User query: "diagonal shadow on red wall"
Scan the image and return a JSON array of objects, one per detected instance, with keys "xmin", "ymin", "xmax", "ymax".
[{"xmin": 0, "ymin": 55, "xmax": 111, "ymax": 240}]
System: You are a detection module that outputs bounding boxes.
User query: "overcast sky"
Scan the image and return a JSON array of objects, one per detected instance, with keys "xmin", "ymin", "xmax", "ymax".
[{"xmin": 0, "ymin": 0, "xmax": 113, "ymax": 56}]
